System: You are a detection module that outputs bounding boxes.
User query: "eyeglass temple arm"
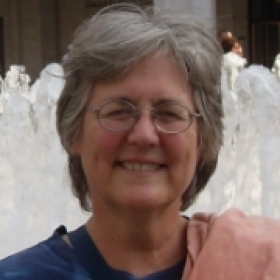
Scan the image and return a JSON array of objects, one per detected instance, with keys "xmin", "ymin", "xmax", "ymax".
[
  {"xmin": 191, "ymin": 112, "xmax": 202, "ymax": 118},
  {"xmin": 88, "ymin": 108, "xmax": 99, "ymax": 113}
]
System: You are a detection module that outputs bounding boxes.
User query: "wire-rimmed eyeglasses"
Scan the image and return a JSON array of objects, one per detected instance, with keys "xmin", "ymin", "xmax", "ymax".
[{"xmin": 88, "ymin": 99, "xmax": 201, "ymax": 134}]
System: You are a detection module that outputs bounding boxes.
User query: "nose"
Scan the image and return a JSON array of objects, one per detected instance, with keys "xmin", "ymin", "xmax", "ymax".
[{"xmin": 127, "ymin": 109, "xmax": 160, "ymax": 147}]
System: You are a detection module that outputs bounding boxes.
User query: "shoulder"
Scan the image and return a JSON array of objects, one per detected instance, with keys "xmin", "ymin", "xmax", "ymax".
[
  {"xmin": 185, "ymin": 209, "xmax": 280, "ymax": 277},
  {"xmin": 188, "ymin": 208, "xmax": 280, "ymax": 261},
  {"xmin": 215, "ymin": 208, "xmax": 280, "ymax": 245},
  {"xmin": 189, "ymin": 208, "xmax": 280, "ymax": 241},
  {"xmin": 0, "ymin": 234, "xmax": 89, "ymax": 280},
  {"xmin": 223, "ymin": 52, "xmax": 246, "ymax": 67}
]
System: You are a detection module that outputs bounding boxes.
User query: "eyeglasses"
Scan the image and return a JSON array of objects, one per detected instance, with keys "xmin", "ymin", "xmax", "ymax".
[{"xmin": 88, "ymin": 99, "xmax": 201, "ymax": 134}]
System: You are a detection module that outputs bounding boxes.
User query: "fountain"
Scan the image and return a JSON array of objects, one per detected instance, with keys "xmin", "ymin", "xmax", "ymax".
[
  {"xmin": 0, "ymin": 64, "xmax": 88, "ymax": 259},
  {"xmin": 0, "ymin": 62, "xmax": 280, "ymax": 259},
  {"xmin": 189, "ymin": 64, "xmax": 280, "ymax": 217},
  {"xmin": 272, "ymin": 54, "xmax": 280, "ymax": 82}
]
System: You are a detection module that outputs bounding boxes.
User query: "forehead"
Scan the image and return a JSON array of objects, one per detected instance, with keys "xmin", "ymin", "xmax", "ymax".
[{"xmin": 90, "ymin": 55, "xmax": 194, "ymax": 106}]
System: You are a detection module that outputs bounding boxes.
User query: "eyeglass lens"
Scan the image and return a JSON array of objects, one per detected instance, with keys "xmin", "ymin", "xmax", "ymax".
[{"xmin": 97, "ymin": 100, "xmax": 192, "ymax": 133}]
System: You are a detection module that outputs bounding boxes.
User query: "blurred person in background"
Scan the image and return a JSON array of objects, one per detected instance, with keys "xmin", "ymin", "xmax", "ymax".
[{"xmin": 221, "ymin": 36, "xmax": 247, "ymax": 91}]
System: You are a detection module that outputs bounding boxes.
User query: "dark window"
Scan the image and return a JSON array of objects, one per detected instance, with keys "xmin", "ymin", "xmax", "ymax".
[
  {"xmin": 0, "ymin": 18, "xmax": 4, "ymax": 77},
  {"xmin": 249, "ymin": 0, "xmax": 280, "ymax": 67}
]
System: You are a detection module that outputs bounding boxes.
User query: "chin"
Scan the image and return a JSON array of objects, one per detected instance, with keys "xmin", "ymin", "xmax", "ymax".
[{"xmin": 118, "ymin": 192, "xmax": 178, "ymax": 213}]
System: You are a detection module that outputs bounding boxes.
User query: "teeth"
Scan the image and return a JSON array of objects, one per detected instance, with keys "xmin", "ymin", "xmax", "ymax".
[{"xmin": 121, "ymin": 162, "xmax": 161, "ymax": 172}]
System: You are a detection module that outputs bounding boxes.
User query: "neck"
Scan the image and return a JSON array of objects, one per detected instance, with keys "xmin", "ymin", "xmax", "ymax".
[{"xmin": 85, "ymin": 205, "xmax": 187, "ymax": 277}]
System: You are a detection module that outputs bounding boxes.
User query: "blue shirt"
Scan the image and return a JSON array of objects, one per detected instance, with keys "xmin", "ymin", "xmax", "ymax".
[{"xmin": 0, "ymin": 226, "xmax": 185, "ymax": 280}]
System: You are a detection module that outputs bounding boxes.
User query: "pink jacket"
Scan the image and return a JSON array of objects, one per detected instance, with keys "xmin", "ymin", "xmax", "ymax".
[{"xmin": 182, "ymin": 208, "xmax": 280, "ymax": 279}]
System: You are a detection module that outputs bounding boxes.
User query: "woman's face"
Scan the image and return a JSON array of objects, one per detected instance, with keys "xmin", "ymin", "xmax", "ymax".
[
  {"xmin": 72, "ymin": 55, "xmax": 200, "ymax": 213},
  {"xmin": 232, "ymin": 42, "xmax": 243, "ymax": 56}
]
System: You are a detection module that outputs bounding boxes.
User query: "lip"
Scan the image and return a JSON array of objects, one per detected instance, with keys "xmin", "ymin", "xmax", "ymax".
[
  {"xmin": 116, "ymin": 159, "xmax": 167, "ymax": 173},
  {"xmin": 118, "ymin": 158, "xmax": 165, "ymax": 164}
]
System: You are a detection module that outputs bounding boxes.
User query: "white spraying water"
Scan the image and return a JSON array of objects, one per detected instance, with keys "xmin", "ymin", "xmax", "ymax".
[
  {"xmin": 189, "ymin": 65, "xmax": 280, "ymax": 217},
  {"xmin": 0, "ymin": 63, "xmax": 280, "ymax": 259},
  {"xmin": 0, "ymin": 64, "xmax": 88, "ymax": 259}
]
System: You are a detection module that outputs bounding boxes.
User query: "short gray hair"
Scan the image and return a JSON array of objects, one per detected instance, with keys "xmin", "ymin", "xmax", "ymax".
[{"xmin": 56, "ymin": 3, "xmax": 223, "ymax": 211}]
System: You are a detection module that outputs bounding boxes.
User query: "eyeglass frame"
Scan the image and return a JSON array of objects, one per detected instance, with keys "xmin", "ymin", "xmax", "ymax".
[{"xmin": 87, "ymin": 99, "xmax": 202, "ymax": 134}]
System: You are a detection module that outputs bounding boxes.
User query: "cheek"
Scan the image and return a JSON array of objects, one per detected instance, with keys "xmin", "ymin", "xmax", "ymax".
[
  {"xmin": 91, "ymin": 131, "xmax": 124, "ymax": 163},
  {"xmin": 164, "ymin": 132, "xmax": 198, "ymax": 178},
  {"xmin": 168, "ymin": 131, "xmax": 198, "ymax": 159},
  {"xmin": 81, "ymin": 132, "xmax": 124, "ymax": 187}
]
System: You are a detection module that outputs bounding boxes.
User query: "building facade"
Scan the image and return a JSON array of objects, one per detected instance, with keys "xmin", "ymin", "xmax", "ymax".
[{"xmin": 0, "ymin": 0, "xmax": 279, "ymax": 80}]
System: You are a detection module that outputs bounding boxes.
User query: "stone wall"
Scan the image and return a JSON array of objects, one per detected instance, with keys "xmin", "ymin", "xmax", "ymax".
[{"xmin": 1, "ymin": 0, "xmax": 219, "ymax": 80}]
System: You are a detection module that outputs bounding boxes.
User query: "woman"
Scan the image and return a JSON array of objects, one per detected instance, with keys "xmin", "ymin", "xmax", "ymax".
[
  {"xmin": 220, "ymin": 36, "xmax": 247, "ymax": 91},
  {"xmin": 1, "ymin": 4, "xmax": 280, "ymax": 280}
]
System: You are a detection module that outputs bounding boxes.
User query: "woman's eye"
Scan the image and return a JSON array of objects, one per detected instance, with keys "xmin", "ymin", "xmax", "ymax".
[
  {"xmin": 156, "ymin": 110, "xmax": 182, "ymax": 121},
  {"xmin": 103, "ymin": 108, "xmax": 132, "ymax": 119}
]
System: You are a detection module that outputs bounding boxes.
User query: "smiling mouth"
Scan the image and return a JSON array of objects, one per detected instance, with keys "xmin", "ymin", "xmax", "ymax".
[{"xmin": 118, "ymin": 162, "xmax": 166, "ymax": 172}]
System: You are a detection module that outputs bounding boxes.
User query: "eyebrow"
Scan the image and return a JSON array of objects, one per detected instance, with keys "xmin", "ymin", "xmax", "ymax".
[
  {"xmin": 155, "ymin": 97, "xmax": 184, "ymax": 105},
  {"xmin": 108, "ymin": 96, "xmax": 185, "ymax": 105}
]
